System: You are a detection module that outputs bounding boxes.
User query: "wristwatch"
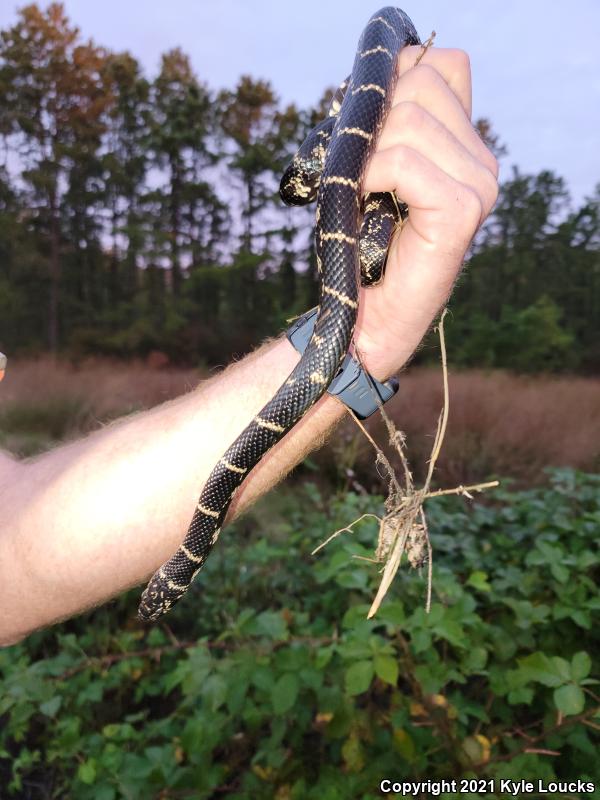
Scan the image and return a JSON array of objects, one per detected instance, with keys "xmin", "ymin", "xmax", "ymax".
[{"xmin": 286, "ymin": 307, "xmax": 399, "ymax": 419}]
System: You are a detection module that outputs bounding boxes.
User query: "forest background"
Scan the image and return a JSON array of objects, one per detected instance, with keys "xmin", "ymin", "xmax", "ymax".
[{"xmin": 0, "ymin": 3, "xmax": 597, "ymax": 374}]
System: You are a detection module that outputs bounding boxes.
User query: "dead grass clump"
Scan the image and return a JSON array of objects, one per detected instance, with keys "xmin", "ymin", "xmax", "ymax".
[{"xmin": 314, "ymin": 311, "xmax": 498, "ymax": 618}]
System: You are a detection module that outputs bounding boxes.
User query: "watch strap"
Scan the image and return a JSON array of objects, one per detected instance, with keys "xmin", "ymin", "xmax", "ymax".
[{"xmin": 286, "ymin": 308, "xmax": 398, "ymax": 419}]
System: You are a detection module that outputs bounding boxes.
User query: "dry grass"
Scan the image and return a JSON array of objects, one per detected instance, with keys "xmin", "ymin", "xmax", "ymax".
[
  {"xmin": 0, "ymin": 356, "xmax": 204, "ymax": 417},
  {"xmin": 0, "ymin": 357, "xmax": 598, "ymax": 484},
  {"xmin": 330, "ymin": 369, "xmax": 600, "ymax": 487},
  {"xmin": 378, "ymin": 370, "xmax": 599, "ymax": 484},
  {"xmin": 0, "ymin": 356, "xmax": 205, "ymax": 456}
]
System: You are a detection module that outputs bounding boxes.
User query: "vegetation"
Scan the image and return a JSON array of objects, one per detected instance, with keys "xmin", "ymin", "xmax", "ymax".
[
  {"xmin": 1, "ymin": 470, "xmax": 599, "ymax": 797},
  {"xmin": 0, "ymin": 358, "xmax": 598, "ymax": 481},
  {"xmin": 0, "ymin": 4, "xmax": 598, "ymax": 373}
]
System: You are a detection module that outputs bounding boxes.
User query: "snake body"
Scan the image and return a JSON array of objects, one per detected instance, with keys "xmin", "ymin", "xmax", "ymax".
[{"xmin": 138, "ymin": 7, "xmax": 420, "ymax": 621}]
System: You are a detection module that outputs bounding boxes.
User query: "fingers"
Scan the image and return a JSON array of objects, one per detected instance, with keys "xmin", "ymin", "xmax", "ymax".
[
  {"xmin": 367, "ymin": 105, "xmax": 499, "ymax": 223},
  {"xmin": 398, "ymin": 46, "xmax": 473, "ymax": 119},
  {"xmin": 385, "ymin": 63, "xmax": 498, "ymax": 178},
  {"xmin": 364, "ymin": 44, "xmax": 499, "ymax": 233},
  {"xmin": 355, "ymin": 144, "xmax": 483, "ymax": 374},
  {"xmin": 352, "ymin": 45, "xmax": 499, "ymax": 378},
  {"xmin": 364, "ymin": 142, "xmax": 483, "ymax": 254}
]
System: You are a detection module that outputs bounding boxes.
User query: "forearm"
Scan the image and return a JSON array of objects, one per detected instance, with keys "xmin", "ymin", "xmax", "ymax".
[{"xmin": 0, "ymin": 336, "xmax": 348, "ymax": 645}]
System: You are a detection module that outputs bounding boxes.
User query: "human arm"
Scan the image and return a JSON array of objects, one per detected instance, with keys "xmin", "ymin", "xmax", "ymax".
[{"xmin": 0, "ymin": 46, "xmax": 497, "ymax": 645}]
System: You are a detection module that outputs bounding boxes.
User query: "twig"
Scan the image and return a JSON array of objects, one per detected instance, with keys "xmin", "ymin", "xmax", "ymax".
[
  {"xmin": 424, "ymin": 481, "xmax": 499, "ymax": 499},
  {"xmin": 55, "ymin": 635, "xmax": 337, "ymax": 681},
  {"xmin": 313, "ymin": 308, "xmax": 499, "ymax": 618},
  {"xmin": 481, "ymin": 705, "xmax": 600, "ymax": 768},
  {"xmin": 415, "ymin": 31, "xmax": 437, "ymax": 67},
  {"xmin": 311, "ymin": 513, "xmax": 381, "ymax": 555},
  {"xmin": 424, "ymin": 309, "xmax": 450, "ymax": 488}
]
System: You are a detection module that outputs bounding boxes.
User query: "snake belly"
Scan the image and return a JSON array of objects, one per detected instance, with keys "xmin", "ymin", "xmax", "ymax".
[{"xmin": 138, "ymin": 7, "xmax": 420, "ymax": 621}]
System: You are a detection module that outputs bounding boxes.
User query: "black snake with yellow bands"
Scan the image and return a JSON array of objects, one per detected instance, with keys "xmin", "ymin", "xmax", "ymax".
[{"xmin": 138, "ymin": 7, "xmax": 420, "ymax": 621}]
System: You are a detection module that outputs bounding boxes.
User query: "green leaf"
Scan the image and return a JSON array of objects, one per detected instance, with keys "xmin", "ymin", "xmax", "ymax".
[
  {"xmin": 39, "ymin": 696, "xmax": 62, "ymax": 717},
  {"xmin": 393, "ymin": 728, "xmax": 416, "ymax": 762},
  {"xmin": 461, "ymin": 646, "xmax": 488, "ymax": 673},
  {"xmin": 272, "ymin": 673, "xmax": 299, "ymax": 715},
  {"xmin": 554, "ymin": 684, "xmax": 585, "ymax": 716},
  {"xmin": 342, "ymin": 604, "xmax": 370, "ymax": 629},
  {"xmin": 250, "ymin": 611, "xmax": 288, "ymax": 640},
  {"xmin": 377, "ymin": 601, "xmax": 405, "ymax": 626},
  {"xmin": 341, "ymin": 732, "xmax": 365, "ymax": 772},
  {"xmin": 374, "ymin": 654, "xmax": 399, "ymax": 686},
  {"xmin": 467, "ymin": 571, "xmax": 492, "ymax": 592},
  {"xmin": 434, "ymin": 618, "xmax": 467, "ymax": 648},
  {"xmin": 550, "ymin": 562, "xmax": 570, "ymax": 583},
  {"xmin": 315, "ymin": 646, "xmax": 334, "ymax": 670},
  {"xmin": 203, "ymin": 674, "xmax": 227, "ymax": 711},
  {"xmin": 95, "ymin": 787, "xmax": 116, "ymax": 800},
  {"xmin": 77, "ymin": 759, "xmax": 97, "ymax": 785},
  {"xmin": 507, "ymin": 686, "xmax": 534, "ymax": 705},
  {"xmin": 517, "ymin": 652, "xmax": 567, "ymax": 687},
  {"xmin": 345, "ymin": 661, "xmax": 374, "ymax": 696},
  {"xmin": 550, "ymin": 656, "xmax": 572, "ymax": 683},
  {"xmin": 571, "ymin": 652, "xmax": 592, "ymax": 682}
]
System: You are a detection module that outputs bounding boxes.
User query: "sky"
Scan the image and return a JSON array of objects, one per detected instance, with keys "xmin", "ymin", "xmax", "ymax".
[{"xmin": 1, "ymin": 0, "xmax": 598, "ymax": 207}]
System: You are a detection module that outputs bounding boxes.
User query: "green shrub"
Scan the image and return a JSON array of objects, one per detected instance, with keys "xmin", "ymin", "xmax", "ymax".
[
  {"xmin": 0, "ymin": 469, "xmax": 598, "ymax": 797},
  {"xmin": 446, "ymin": 297, "xmax": 577, "ymax": 373}
]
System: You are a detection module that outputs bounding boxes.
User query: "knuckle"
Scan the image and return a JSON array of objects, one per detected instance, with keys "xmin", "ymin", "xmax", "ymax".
[
  {"xmin": 448, "ymin": 48, "xmax": 471, "ymax": 77},
  {"xmin": 485, "ymin": 172, "xmax": 500, "ymax": 213},
  {"xmin": 475, "ymin": 166, "xmax": 499, "ymax": 215},
  {"xmin": 391, "ymin": 143, "xmax": 411, "ymax": 174},
  {"xmin": 395, "ymin": 100, "xmax": 426, "ymax": 129},
  {"xmin": 412, "ymin": 62, "xmax": 442, "ymax": 87},
  {"xmin": 488, "ymin": 152, "xmax": 500, "ymax": 179},
  {"xmin": 457, "ymin": 185, "xmax": 483, "ymax": 228}
]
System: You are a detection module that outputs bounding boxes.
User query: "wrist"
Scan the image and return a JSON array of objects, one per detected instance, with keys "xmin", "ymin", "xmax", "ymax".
[
  {"xmin": 352, "ymin": 326, "xmax": 403, "ymax": 382},
  {"xmin": 354, "ymin": 309, "xmax": 428, "ymax": 381},
  {"xmin": 286, "ymin": 309, "xmax": 398, "ymax": 418}
]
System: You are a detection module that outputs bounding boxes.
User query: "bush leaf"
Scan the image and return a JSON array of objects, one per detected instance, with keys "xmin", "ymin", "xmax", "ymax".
[{"xmin": 554, "ymin": 684, "xmax": 585, "ymax": 716}]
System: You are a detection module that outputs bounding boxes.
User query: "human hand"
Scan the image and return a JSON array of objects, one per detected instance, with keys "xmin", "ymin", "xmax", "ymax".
[{"xmin": 353, "ymin": 46, "xmax": 499, "ymax": 379}]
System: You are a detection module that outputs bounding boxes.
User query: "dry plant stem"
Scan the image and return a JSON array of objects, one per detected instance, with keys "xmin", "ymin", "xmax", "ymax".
[
  {"xmin": 315, "ymin": 309, "xmax": 499, "ymax": 619},
  {"xmin": 311, "ymin": 513, "xmax": 382, "ymax": 556},
  {"xmin": 425, "ymin": 481, "xmax": 499, "ymax": 499},
  {"xmin": 415, "ymin": 31, "xmax": 437, "ymax": 66},
  {"xmin": 425, "ymin": 309, "xmax": 450, "ymax": 486},
  {"xmin": 366, "ymin": 311, "xmax": 452, "ymax": 618},
  {"xmin": 419, "ymin": 506, "xmax": 433, "ymax": 612}
]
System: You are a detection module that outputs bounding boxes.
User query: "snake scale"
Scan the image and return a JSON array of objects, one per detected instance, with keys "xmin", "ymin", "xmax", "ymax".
[{"xmin": 138, "ymin": 7, "xmax": 420, "ymax": 621}]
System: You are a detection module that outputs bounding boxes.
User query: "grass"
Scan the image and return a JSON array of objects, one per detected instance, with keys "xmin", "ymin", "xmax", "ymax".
[
  {"xmin": 319, "ymin": 368, "xmax": 600, "ymax": 487},
  {"xmin": 0, "ymin": 356, "xmax": 598, "ymax": 485},
  {"xmin": 0, "ymin": 356, "xmax": 203, "ymax": 457}
]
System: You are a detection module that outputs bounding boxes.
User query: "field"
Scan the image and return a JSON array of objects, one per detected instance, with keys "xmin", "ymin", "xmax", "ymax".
[{"xmin": 1, "ymin": 357, "xmax": 598, "ymax": 488}]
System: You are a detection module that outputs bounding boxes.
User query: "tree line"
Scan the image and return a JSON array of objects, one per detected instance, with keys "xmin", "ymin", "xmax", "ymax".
[{"xmin": 0, "ymin": 3, "xmax": 598, "ymax": 372}]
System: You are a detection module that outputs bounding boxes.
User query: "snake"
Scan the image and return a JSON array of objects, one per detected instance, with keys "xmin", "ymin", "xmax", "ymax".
[{"xmin": 138, "ymin": 7, "xmax": 420, "ymax": 621}]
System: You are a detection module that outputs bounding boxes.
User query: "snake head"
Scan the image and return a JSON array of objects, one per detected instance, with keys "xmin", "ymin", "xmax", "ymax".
[{"xmin": 137, "ymin": 570, "xmax": 188, "ymax": 621}]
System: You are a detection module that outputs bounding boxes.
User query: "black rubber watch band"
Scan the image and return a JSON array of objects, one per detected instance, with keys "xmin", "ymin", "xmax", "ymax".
[{"xmin": 286, "ymin": 308, "xmax": 399, "ymax": 419}]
